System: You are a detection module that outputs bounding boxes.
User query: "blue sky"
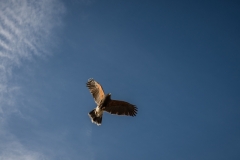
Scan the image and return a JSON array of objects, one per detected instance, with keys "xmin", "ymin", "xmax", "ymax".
[{"xmin": 0, "ymin": 0, "xmax": 239, "ymax": 159}]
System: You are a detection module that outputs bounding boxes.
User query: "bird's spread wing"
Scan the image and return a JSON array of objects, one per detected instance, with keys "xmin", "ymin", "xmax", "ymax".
[
  {"xmin": 86, "ymin": 78, "xmax": 105, "ymax": 105},
  {"xmin": 104, "ymin": 100, "xmax": 137, "ymax": 116}
]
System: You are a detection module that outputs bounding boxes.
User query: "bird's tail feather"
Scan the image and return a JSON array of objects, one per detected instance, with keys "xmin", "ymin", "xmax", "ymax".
[{"xmin": 88, "ymin": 109, "xmax": 102, "ymax": 126}]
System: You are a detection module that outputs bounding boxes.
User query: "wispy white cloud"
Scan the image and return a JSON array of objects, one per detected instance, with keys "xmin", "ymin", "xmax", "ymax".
[
  {"xmin": 0, "ymin": 0, "xmax": 65, "ymax": 64},
  {"xmin": 0, "ymin": 0, "xmax": 65, "ymax": 118},
  {"xmin": 0, "ymin": 0, "xmax": 65, "ymax": 159},
  {"xmin": 0, "ymin": 131, "xmax": 47, "ymax": 160}
]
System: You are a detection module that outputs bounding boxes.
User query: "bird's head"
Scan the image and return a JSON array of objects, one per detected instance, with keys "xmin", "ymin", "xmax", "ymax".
[{"xmin": 105, "ymin": 93, "xmax": 111, "ymax": 99}]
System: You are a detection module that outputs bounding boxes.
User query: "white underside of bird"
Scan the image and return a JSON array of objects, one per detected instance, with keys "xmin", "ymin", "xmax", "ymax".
[{"xmin": 95, "ymin": 106, "xmax": 103, "ymax": 117}]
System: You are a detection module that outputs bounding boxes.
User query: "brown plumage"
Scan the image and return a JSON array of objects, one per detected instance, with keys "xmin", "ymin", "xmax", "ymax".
[
  {"xmin": 86, "ymin": 78, "xmax": 137, "ymax": 126},
  {"xmin": 86, "ymin": 78, "xmax": 105, "ymax": 106}
]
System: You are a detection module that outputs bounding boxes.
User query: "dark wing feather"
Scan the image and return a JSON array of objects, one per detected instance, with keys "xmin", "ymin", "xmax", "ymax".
[
  {"xmin": 86, "ymin": 78, "xmax": 105, "ymax": 105},
  {"xmin": 104, "ymin": 100, "xmax": 137, "ymax": 116}
]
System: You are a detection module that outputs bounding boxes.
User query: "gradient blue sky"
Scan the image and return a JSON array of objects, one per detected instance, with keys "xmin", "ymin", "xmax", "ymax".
[{"xmin": 0, "ymin": 0, "xmax": 239, "ymax": 159}]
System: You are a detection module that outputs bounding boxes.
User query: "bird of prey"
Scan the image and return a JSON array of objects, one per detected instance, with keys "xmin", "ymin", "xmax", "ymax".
[{"xmin": 86, "ymin": 78, "xmax": 137, "ymax": 126}]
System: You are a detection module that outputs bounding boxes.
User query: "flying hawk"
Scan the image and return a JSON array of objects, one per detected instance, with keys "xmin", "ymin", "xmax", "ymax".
[{"xmin": 86, "ymin": 78, "xmax": 137, "ymax": 126}]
